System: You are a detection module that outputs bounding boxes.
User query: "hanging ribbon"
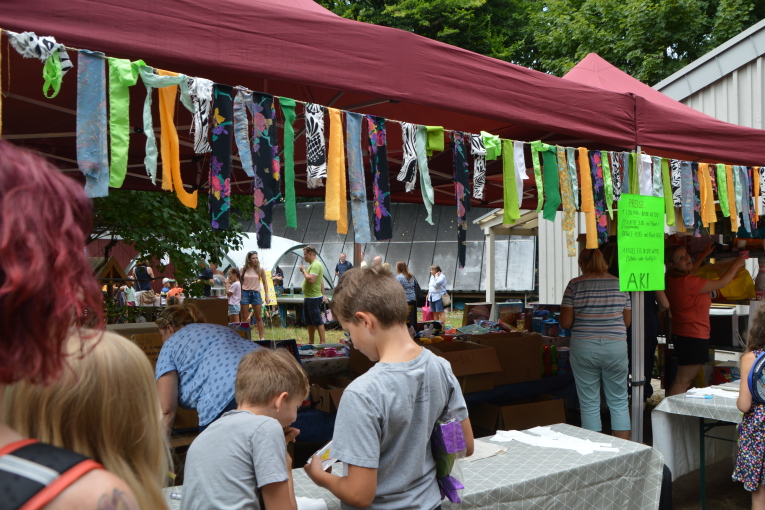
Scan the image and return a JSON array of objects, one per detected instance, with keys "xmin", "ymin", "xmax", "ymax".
[
  {"xmin": 188, "ymin": 78, "xmax": 213, "ymax": 154},
  {"xmin": 755, "ymin": 166, "xmax": 760, "ymax": 227},
  {"xmin": 620, "ymin": 152, "xmax": 631, "ymax": 195},
  {"xmin": 415, "ymin": 126, "xmax": 436, "ymax": 226},
  {"xmin": 398, "ymin": 123, "xmax": 419, "ymax": 192},
  {"xmin": 251, "ymin": 92, "xmax": 280, "ymax": 247},
  {"xmin": 306, "ymin": 103, "xmax": 327, "ymax": 188},
  {"xmin": 565, "ymin": 147, "xmax": 579, "ymax": 209},
  {"xmin": 482, "ymin": 131, "xmax": 501, "ymax": 160},
  {"xmin": 678, "ymin": 161, "xmax": 694, "ymax": 228},
  {"xmin": 425, "ymin": 126, "xmax": 444, "ymax": 156},
  {"xmin": 609, "ymin": 152, "xmax": 622, "ymax": 204},
  {"xmin": 669, "ymin": 160, "xmax": 682, "ymax": 208},
  {"xmin": 639, "ymin": 154, "xmax": 653, "ymax": 196},
  {"xmin": 157, "ymin": 70, "xmax": 183, "ymax": 193},
  {"xmin": 557, "ymin": 147, "xmax": 577, "ymax": 257},
  {"xmin": 326, "ymin": 108, "xmax": 347, "ymax": 235},
  {"xmin": 210, "ymin": 84, "xmax": 233, "ymax": 228},
  {"xmin": 107, "ymin": 58, "xmax": 144, "ymax": 188},
  {"xmin": 589, "ymin": 151, "xmax": 608, "ymax": 245},
  {"xmin": 76, "ymin": 50, "xmax": 109, "ymax": 198},
  {"xmin": 502, "ymin": 140, "xmax": 520, "ymax": 224},
  {"xmin": 738, "ymin": 166, "xmax": 751, "ymax": 234},
  {"xmin": 651, "ymin": 156, "xmax": 663, "ymax": 198},
  {"xmin": 690, "ymin": 162, "xmax": 703, "ymax": 235},
  {"xmin": 452, "ymin": 132, "xmax": 470, "ymax": 269},
  {"xmin": 280, "ymin": 97, "xmax": 298, "ymax": 229},
  {"xmin": 470, "ymin": 134, "xmax": 487, "ymax": 200},
  {"xmin": 529, "ymin": 141, "xmax": 546, "ymax": 214},
  {"xmin": 661, "ymin": 159, "xmax": 675, "ymax": 226},
  {"xmin": 8, "ymin": 31, "xmax": 73, "ymax": 99},
  {"xmin": 578, "ymin": 148, "xmax": 597, "ymax": 249},
  {"xmin": 232, "ymin": 89, "xmax": 255, "ymax": 178},
  {"xmin": 514, "ymin": 141, "xmax": 528, "ymax": 207},
  {"xmin": 367, "ymin": 116, "xmax": 392, "ymax": 241},
  {"xmin": 601, "ymin": 151, "xmax": 614, "ymax": 218},
  {"xmin": 726, "ymin": 165, "xmax": 739, "ymax": 231},
  {"xmin": 748, "ymin": 167, "xmax": 756, "ymax": 228},
  {"xmin": 347, "ymin": 112, "xmax": 371, "ymax": 243},
  {"xmin": 716, "ymin": 164, "xmax": 730, "ymax": 217},
  {"xmin": 629, "ymin": 152, "xmax": 639, "ymax": 196}
]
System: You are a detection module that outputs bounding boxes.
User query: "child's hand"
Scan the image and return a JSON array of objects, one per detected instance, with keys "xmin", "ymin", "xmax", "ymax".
[
  {"xmin": 284, "ymin": 426, "xmax": 300, "ymax": 444},
  {"xmin": 304, "ymin": 455, "xmax": 327, "ymax": 484}
]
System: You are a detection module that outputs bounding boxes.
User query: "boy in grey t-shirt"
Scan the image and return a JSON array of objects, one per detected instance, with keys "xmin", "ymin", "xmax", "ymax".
[
  {"xmin": 305, "ymin": 266, "xmax": 474, "ymax": 510},
  {"xmin": 182, "ymin": 349, "xmax": 309, "ymax": 510}
]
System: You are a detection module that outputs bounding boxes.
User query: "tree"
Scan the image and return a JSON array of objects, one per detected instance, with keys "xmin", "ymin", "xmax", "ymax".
[{"xmin": 90, "ymin": 190, "xmax": 252, "ymax": 295}]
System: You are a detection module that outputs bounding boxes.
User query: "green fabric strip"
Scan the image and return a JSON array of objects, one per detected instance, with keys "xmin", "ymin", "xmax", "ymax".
[
  {"xmin": 416, "ymin": 126, "xmax": 435, "ymax": 225},
  {"xmin": 629, "ymin": 152, "xmax": 639, "ymax": 196},
  {"xmin": 425, "ymin": 126, "xmax": 444, "ymax": 156},
  {"xmin": 502, "ymin": 139, "xmax": 519, "ymax": 223},
  {"xmin": 482, "ymin": 131, "xmax": 501, "ymax": 160},
  {"xmin": 108, "ymin": 58, "xmax": 144, "ymax": 188},
  {"xmin": 661, "ymin": 159, "xmax": 675, "ymax": 226},
  {"xmin": 42, "ymin": 51, "xmax": 63, "ymax": 98},
  {"xmin": 716, "ymin": 163, "xmax": 730, "ymax": 217},
  {"xmin": 279, "ymin": 97, "xmax": 297, "ymax": 229},
  {"xmin": 601, "ymin": 151, "xmax": 614, "ymax": 218},
  {"xmin": 532, "ymin": 141, "xmax": 560, "ymax": 221},
  {"xmin": 530, "ymin": 141, "xmax": 546, "ymax": 214}
]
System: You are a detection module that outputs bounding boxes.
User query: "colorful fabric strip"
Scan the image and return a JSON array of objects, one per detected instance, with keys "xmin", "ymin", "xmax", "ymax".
[
  {"xmin": 679, "ymin": 161, "xmax": 694, "ymax": 228},
  {"xmin": 470, "ymin": 134, "xmax": 487, "ymax": 200},
  {"xmin": 755, "ymin": 167, "xmax": 761, "ymax": 226},
  {"xmin": 529, "ymin": 141, "xmax": 545, "ymax": 214},
  {"xmin": 670, "ymin": 160, "xmax": 682, "ymax": 208},
  {"xmin": 621, "ymin": 152, "xmax": 631, "ymax": 195},
  {"xmin": 738, "ymin": 166, "xmax": 751, "ymax": 234},
  {"xmin": 415, "ymin": 126, "xmax": 436, "ymax": 226},
  {"xmin": 188, "ymin": 78, "xmax": 213, "ymax": 154},
  {"xmin": 716, "ymin": 163, "xmax": 730, "ymax": 217},
  {"xmin": 347, "ymin": 113, "xmax": 371, "ymax": 243},
  {"xmin": 514, "ymin": 141, "xmax": 528, "ymax": 207},
  {"xmin": 589, "ymin": 151, "xmax": 608, "ymax": 245},
  {"xmin": 557, "ymin": 146, "xmax": 577, "ymax": 257},
  {"xmin": 8, "ymin": 31, "xmax": 73, "ymax": 99},
  {"xmin": 367, "ymin": 116, "xmax": 392, "ymax": 241},
  {"xmin": 398, "ymin": 123, "xmax": 419, "ymax": 192},
  {"xmin": 541, "ymin": 144, "xmax": 561, "ymax": 221},
  {"xmin": 280, "ymin": 97, "xmax": 298, "ymax": 229},
  {"xmin": 76, "ymin": 50, "xmax": 109, "ymax": 198},
  {"xmin": 233, "ymin": 89, "xmax": 255, "ymax": 178},
  {"xmin": 601, "ymin": 151, "xmax": 614, "ymax": 218},
  {"xmin": 107, "ymin": 58, "xmax": 144, "ymax": 188},
  {"xmin": 661, "ymin": 159, "xmax": 675, "ymax": 226},
  {"xmin": 609, "ymin": 152, "xmax": 622, "ymax": 204},
  {"xmin": 305, "ymin": 103, "xmax": 327, "ymax": 188},
  {"xmin": 690, "ymin": 162, "xmax": 702, "ymax": 235},
  {"xmin": 425, "ymin": 126, "xmax": 444, "ymax": 156},
  {"xmin": 578, "ymin": 148, "xmax": 598, "ymax": 249},
  {"xmin": 748, "ymin": 167, "xmax": 756, "ymax": 228},
  {"xmin": 629, "ymin": 152, "xmax": 639, "ymax": 196},
  {"xmin": 326, "ymin": 108, "xmax": 347, "ymax": 235},
  {"xmin": 452, "ymin": 132, "xmax": 470, "ymax": 269},
  {"xmin": 251, "ymin": 92, "xmax": 280, "ymax": 247},
  {"xmin": 639, "ymin": 154, "xmax": 653, "ymax": 196},
  {"xmin": 210, "ymin": 84, "xmax": 234, "ymax": 229},
  {"xmin": 566, "ymin": 147, "xmax": 580, "ymax": 209},
  {"xmin": 482, "ymin": 131, "xmax": 501, "ymax": 160},
  {"xmin": 726, "ymin": 165, "xmax": 739, "ymax": 231},
  {"xmin": 698, "ymin": 163, "xmax": 714, "ymax": 228},
  {"xmin": 652, "ymin": 156, "xmax": 663, "ymax": 198},
  {"xmin": 502, "ymin": 140, "xmax": 520, "ymax": 224}
]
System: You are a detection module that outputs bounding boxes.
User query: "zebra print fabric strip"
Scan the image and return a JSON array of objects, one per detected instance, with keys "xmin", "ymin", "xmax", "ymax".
[
  {"xmin": 188, "ymin": 77, "xmax": 213, "ymax": 154},
  {"xmin": 305, "ymin": 103, "xmax": 327, "ymax": 188},
  {"xmin": 470, "ymin": 134, "xmax": 486, "ymax": 200},
  {"xmin": 397, "ymin": 122, "xmax": 419, "ymax": 192}
]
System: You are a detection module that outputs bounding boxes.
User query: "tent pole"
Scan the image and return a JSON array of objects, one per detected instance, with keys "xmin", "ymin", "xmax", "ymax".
[
  {"xmin": 354, "ymin": 242, "xmax": 362, "ymax": 268},
  {"xmin": 630, "ymin": 144, "xmax": 645, "ymax": 443},
  {"xmin": 485, "ymin": 227, "xmax": 496, "ymax": 316}
]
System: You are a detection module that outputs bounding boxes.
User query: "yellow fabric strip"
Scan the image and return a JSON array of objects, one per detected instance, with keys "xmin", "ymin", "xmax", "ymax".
[
  {"xmin": 726, "ymin": 165, "xmax": 738, "ymax": 232},
  {"xmin": 325, "ymin": 108, "xmax": 347, "ymax": 234},
  {"xmin": 556, "ymin": 147, "xmax": 576, "ymax": 257},
  {"xmin": 698, "ymin": 163, "xmax": 715, "ymax": 227},
  {"xmin": 157, "ymin": 69, "xmax": 197, "ymax": 208},
  {"xmin": 755, "ymin": 167, "xmax": 760, "ymax": 227},
  {"xmin": 578, "ymin": 147, "xmax": 597, "ymax": 249}
]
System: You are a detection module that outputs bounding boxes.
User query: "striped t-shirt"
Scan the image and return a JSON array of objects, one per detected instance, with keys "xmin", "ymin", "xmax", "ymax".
[{"xmin": 561, "ymin": 274, "xmax": 631, "ymax": 341}]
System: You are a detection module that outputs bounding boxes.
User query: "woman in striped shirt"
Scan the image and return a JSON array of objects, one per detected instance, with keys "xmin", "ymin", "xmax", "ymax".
[{"xmin": 560, "ymin": 248, "xmax": 632, "ymax": 440}]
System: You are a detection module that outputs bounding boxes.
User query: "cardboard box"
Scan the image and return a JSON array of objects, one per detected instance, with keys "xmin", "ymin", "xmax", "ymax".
[
  {"xmin": 470, "ymin": 394, "xmax": 566, "ymax": 432},
  {"xmin": 310, "ymin": 376, "xmax": 354, "ymax": 413},
  {"xmin": 184, "ymin": 297, "xmax": 229, "ymax": 326},
  {"xmin": 462, "ymin": 302, "xmax": 493, "ymax": 327},
  {"xmin": 469, "ymin": 332, "xmax": 542, "ymax": 386},
  {"xmin": 426, "ymin": 341, "xmax": 502, "ymax": 393}
]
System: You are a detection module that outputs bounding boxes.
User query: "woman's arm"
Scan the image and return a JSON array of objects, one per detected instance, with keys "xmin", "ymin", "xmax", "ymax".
[
  {"xmin": 623, "ymin": 308, "xmax": 632, "ymax": 328},
  {"xmin": 738, "ymin": 351, "xmax": 756, "ymax": 413},
  {"xmin": 655, "ymin": 290, "xmax": 669, "ymax": 312},
  {"xmin": 690, "ymin": 243, "xmax": 715, "ymax": 274},
  {"xmin": 559, "ymin": 306, "xmax": 574, "ymax": 329},
  {"xmin": 156, "ymin": 371, "xmax": 179, "ymax": 436},
  {"xmin": 699, "ymin": 257, "xmax": 746, "ymax": 294}
]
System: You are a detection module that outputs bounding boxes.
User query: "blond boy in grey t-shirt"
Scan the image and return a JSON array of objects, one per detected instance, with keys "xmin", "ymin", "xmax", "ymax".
[
  {"xmin": 305, "ymin": 266, "xmax": 474, "ymax": 509},
  {"xmin": 183, "ymin": 349, "xmax": 309, "ymax": 510}
]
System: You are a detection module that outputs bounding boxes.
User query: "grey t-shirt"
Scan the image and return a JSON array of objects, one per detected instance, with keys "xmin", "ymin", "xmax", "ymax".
[
  {"xmin": 182, "ymin": 410, "xmax": 288, "ymax": 510},
  {"xmin": 331, "ymin": 348, "xmax": 468, "ymax": 510}
]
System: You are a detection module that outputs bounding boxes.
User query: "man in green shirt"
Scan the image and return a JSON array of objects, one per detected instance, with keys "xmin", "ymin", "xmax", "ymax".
[{"xmin": 299, "ymin": 245, "xmax": 326, "ymax": 344}]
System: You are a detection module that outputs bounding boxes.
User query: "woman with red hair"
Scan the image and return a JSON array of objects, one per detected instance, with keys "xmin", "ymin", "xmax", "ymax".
[{"xmin": 0, "ymin": 140, "xmax": 139, "ymax": 509}]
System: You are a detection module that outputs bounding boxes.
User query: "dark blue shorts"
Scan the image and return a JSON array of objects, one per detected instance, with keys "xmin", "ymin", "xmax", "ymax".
[
  {"xmin": 430, "ymin": 298, "xmax": 445, "ymax": 312},
  {"xmin": 241, "ymin": 289, "xmax": 262, "ymax": 306},
  {"xmin": 303, "ymin": 297, "xmax": 324, "ymax": 327}
]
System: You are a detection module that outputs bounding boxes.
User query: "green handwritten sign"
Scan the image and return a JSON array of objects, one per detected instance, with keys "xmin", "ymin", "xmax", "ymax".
[{"xmin": 618, "ymin": 194, "xmax": 665, "ymax": 292}]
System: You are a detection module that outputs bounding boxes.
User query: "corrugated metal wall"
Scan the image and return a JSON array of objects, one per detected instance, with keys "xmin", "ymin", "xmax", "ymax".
[{"xmin": 538, "ymin": 213, "xmax": 585, "ymax": 304}]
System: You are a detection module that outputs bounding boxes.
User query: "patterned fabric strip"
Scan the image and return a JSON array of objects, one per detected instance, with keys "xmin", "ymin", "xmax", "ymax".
[
  {"xmin": 76, "ymin": 50, "xmax": 109, "ymax": 198},
  {"xmin": 502, "ymin": 139, "xmax": 520, "ymax": 224},
  {"xmin": 415, "ymin": 126, "xmax": 436, "ymax": 226},
  {"xmin": 690, "ymin": 162, "xmax": 702, "ymax": 235},
  {"xmin": 530, "ymin": 141, "xmax": 545, "ymax": 213},
  {"xmin": 325, "ymin": 108, "xmax": 347, "ymax": 235},
  {"xmin": 755, "ymin": 166, "xmax": 760, "ymax": 226},
  {"xmin": 601, "ymin": 151, "xmax": 614, "ymax": 218},
  {"xmin": 726, "ymin": 165, "xmax": 739, "ymax": 231},
  {"xmin": 398, "ymin": 123, "xmax": 419, "ymax": 192},
  {"xmin": 567, "ymin": 147, "xmax": 580, "ymax": 209},
  {"xmin": 716, "ymin": 163, "xmax": 730, "ymax": 217},
  {"xmin": 482, "ymin": 131, "xmax": 501, "ymax": 160},
  {"xmin": 210, "ymin": 84, "xmax": 234, "ymax": 229},
  {"xmin": 346, "ymin": 113, "xmax": 371, "ymax": 243},
  {"xmin": 305, "ymin": 103, "xmax": 327, "ymax": 188},
  {"xmin": 669, "ymin": 160, "xmax": 682, "ymax": 208},
  {"xmin": 738, "ymin": 166, "xmax": 751, "ymax": 234},
  {"xmin": 279, "ymin": 97, "xmax": 297, "ymax": 229},
  {"xmin": 578, "ymin": 148, "xmax": 598, "ymax": 249},
  {"xmin": 556, "ymin": 146, "xmax": 577, "ymax": 257},
  {"xmin": 8, "ymin": 31, "xmax": 73, "ymax": 98},
  {"xmin": 367, "ymin": 116, "xmax": 392, "ymax": 241},
  {"xmin": 514, "ymin": 141, "xmax": 528, "ymax": 206},
  {"xmin": 107, "ymin": 58, "xmax": 144, "ymax": 188},
  {"xmin": 661, "ymin": 159, "xmax": 674, "ymax": 226},
  {"xmin": 609, "ymin": 151, "xmax": 621, "ymax": 204},
  {"xmin": 621, "ymin": 152, "xmax": 631, "ymax": 195},
  {"xmin": 251, "ymin": 92, "xmax": 280, "ymax": 248},
  {"xmin": 589, "ymin": 151, "xmax": 608, "ymax": 245},
  {"xmin": 470, "ymin": 134, "xmax": 487, "ymax": 200},
  {"xmin": 679, "ymin": 161, "xmax": 694, "ymax": 228},
  {"xmin": 188, "ymin": 78, "xmax": 213, "ymax": 154},
  {"xmin": 233, "ymin": 89, "xmax": 255, "ymax": 177},
  {"xmin": 452, "ymin": 132, "xmax": 470, "ymax": 269},
  {"xmin": 629, "ymin": 152, "xmax": 639, "ymax": 196},
  {"xmin": 652, "ymin": 156, "xmax": 663, "ymax": 198}
]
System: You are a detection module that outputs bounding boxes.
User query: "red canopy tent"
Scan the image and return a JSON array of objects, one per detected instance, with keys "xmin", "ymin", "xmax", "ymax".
[
  {"xmin": 563, "ymin": 53, "xmax": 765, "ymax": 166},
  {"xmin": 0, "ymin": 0, "xmax": 638, "ymax": 209}
]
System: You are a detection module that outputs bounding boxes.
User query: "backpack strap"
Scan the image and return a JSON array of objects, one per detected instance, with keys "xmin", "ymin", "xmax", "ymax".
[{"xmin": 0, "ymin": 440, "xmax": 103, "ymax": 510}]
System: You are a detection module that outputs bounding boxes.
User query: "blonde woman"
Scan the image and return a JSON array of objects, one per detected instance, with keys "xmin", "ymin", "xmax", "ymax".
[
  {"xmin": 4, "ymin": 331, "xmax": 170, "ymax": 510},
  {"xmin": 241, "ymin": 251, "xmax": 271, "ymax": 341}
]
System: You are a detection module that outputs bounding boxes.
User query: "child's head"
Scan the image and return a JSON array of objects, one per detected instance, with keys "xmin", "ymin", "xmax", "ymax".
[
  {"xmin": 228, "ymin": 267, "xmax": 241, "ymax": 281},
  {"xmin": 748, "ymin": 309, "xmax": 765, "ymax": 352},
  {"xmin": 235, "ymin": 349, "xmax": 309, "ymax": 425},
  {"xmin": 330, "ymin": 266, "xmax": 408, "ymax": 328}
]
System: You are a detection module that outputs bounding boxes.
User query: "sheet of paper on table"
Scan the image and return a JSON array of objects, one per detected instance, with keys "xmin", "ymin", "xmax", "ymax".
[
  {"xmin": 462, "ymin": 438, "xmax": 507, "ymax": 462},
  {"xmin": 686, "ymin": 386, "xmax": 739, "ymax": 399},
  {"xmin": 490, "ymin": 426, "xmax": 619, "ymax": 455},
  {"xmin": 296, "ymin": 497, "xmax": 329, "ymax": 510}
]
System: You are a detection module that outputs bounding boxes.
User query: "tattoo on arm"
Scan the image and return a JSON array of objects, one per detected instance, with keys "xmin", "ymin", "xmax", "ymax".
[{"xmin": 97, "ymin": 489, "xmax": 136, "ymax": 510}]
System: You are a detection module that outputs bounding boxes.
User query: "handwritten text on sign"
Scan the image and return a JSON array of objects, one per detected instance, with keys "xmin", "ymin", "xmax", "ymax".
[{"xmin": 618, "ymin": 194, "xmax": 665, "ymax": 292}]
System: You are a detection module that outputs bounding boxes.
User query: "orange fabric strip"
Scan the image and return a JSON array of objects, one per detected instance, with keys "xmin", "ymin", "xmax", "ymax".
[
  {"xmin": 698, "ymin": 163, "xmax": 715, "ymax": 227},
  {"xmin": 325, "ymin": 108, "xmax": 347, "ymax": 234},
  {"xmin": 578, "ymin": 147, "xmax": 597, "ymax": 249}
]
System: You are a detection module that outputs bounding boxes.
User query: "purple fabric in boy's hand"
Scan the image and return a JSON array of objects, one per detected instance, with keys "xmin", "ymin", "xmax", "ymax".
[
  {"xmin": 435, "ymin": 420, "xmax": 466, "ymax": 453},
  {"xmin": 439, "ymin": 475, "xmax": 465, "ymax": 503}
]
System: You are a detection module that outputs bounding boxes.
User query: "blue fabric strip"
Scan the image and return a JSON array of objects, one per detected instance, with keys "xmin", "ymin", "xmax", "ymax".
[
  {"xmin": 76, "ymin": 50, "xmax": 109, "ymax": 198},
  {"xmin": 346, "ymin": 113, "xmax": 371, "ymax": 243}
]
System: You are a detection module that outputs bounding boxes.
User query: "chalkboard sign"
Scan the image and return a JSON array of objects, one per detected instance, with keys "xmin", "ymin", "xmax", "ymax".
[{"xmin": 506, "ymin": 239, "xmax": 535, "ymax": 291}]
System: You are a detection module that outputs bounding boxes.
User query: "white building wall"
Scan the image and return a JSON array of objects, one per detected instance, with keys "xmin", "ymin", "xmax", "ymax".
[{"xmin": 538, "ymin": 212, "xmax": 586, "ymax": 304}]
